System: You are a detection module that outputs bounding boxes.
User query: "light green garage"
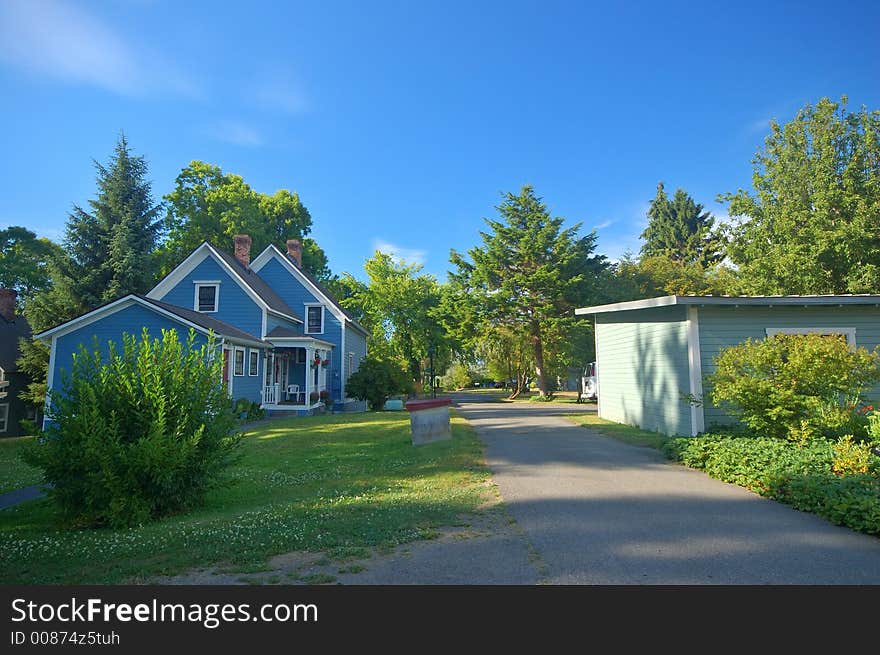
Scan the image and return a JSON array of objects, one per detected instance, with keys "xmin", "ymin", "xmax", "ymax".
[{"xmin": 575, "ymin": 295, "xmax": 880, "ymax": 436}]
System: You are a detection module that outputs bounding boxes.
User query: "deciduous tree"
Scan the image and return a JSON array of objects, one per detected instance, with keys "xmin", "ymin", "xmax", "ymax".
[{"xmin": 721, "ymin": 96, "xmax": 880, "ymax": 294}]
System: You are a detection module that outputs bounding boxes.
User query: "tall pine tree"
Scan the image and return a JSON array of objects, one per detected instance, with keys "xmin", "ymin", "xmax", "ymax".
[
  {"xmin": 450, "ymin": 185, "xmax": 608, "ymax": 396},
  {"xmin": 640, "ymin": 183, "xmax": 721, "ymax": 267},
  {"xmin": 17, "ymin": 134, "xmax": 161, "ymax": 415},
  {"xmin": 63, "ymin": 133, "xmax": 162, "ymax": 307}
]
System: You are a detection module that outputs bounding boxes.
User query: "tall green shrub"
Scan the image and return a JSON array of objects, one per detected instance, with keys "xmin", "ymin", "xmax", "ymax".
[
  {"xmin": 346, "ymin": 357, "xmax": 412, "ymax": 411},
  {"xmin": 25, "ymin": 329, "xmax": 240, "ymax": 527},
  {"xmin": 707, "ymin": 333, "xmax": 880, "ymax": 438}
]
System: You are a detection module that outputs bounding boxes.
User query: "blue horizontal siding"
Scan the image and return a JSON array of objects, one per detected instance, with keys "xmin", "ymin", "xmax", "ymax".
[
  {"xmin": 157, "ymin": 256, "xmax": 264, "ymax": 338},
  {"xmin": 258, "ymin": 257, "xmax": 346, "ymax": 401},
  {"xmin": 51, "ymin": 302, "xmax": 211, "ymax": 394}
]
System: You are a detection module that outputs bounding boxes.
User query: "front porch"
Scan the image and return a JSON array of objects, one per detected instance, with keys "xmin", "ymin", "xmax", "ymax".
[{"xmin": 260, "ymin": 337, "xmax": 335, "ymax": 410}]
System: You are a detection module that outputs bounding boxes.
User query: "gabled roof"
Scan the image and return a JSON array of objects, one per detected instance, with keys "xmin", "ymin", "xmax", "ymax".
[
  {"xmin": 266, "ymin": 325, "xmax": 302, "ymax": 338},
  {"xmin": 575, "ymin": 294, "xmax": 880, "ymax": 316},
  {"xmin": 34, "ymin": 294, "xmax": 265, "ymax": 348},
  {"xmin": 251, "ymin": 244, "xmax": 370, "ymax": 336},
  {"xmin": 139, "ymin": 297, "xmax": 265, "ymax": 346},
  {"xmin": 0, "ymin": 315, "xmax": 31, "ymax": 371},
  {"xmin": 209, "ymin": 245, "xmax": 302, "ymax": 322},
  {"xmin": 147, "ymin": 242, "xmax": 302, "ymax": 326}
]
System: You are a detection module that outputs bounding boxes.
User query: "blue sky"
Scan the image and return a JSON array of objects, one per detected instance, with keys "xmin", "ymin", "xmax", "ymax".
[{"xmin": 1, "ymin": 0, "xmax": 878, "ymax": 281}]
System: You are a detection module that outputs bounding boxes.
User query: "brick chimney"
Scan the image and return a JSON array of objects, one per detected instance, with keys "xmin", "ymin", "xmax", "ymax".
[
  {"xmin": 286, "ymin": 239, "xmax": 302, "ymax": 268},
  {"xmin": 0, "ymin": 288, "xmax": 16, "ymax": 323},
  {"xmin": 233, "ymin": 234, "xmax": 252, "ymax": 268}
]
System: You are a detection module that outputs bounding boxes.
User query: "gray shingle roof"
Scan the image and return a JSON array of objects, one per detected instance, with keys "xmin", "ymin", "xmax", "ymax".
[
  {"xmin": 210, "ymin": 245, "xmax": 302, "ymax": 322},
  {"xmin": 266, "ymin": 325, "xmax": 302, "ymax": 338},
  {"xmin": 140, "ymin": 297, "xmax": 265, "ymax": 346}
]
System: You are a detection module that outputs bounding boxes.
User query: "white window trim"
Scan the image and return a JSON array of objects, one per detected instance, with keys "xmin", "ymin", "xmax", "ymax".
[
  {"xmin": 0, "ymin": 365, "xmax": 7, "ymax": 398},
  {"xmin": 233, "ymin": 347, "xmax": 246, "ymax": 377},
  {"xmin": 305, "ymin": 304, "xmax": 325, "ymax": 335},
  {"xmin": 0, "ymin": 403, "xmax": 8, "ymax": 433},
  {"xmin": 766, "ymin": 327, "xmax": 856, "ymax": 347},
  {"xmin": 194, "ymin": 281, "xmax": 221, "ymax": 313},
  {"xmin": 248, "ymin": 349, "xmax": 259, "ymax": 376}
]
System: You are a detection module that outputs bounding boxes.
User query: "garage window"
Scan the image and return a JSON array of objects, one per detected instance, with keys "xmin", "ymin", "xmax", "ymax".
[{"xmin": 765, "ymin": 327, "xmax": 856, "ymax": 347}]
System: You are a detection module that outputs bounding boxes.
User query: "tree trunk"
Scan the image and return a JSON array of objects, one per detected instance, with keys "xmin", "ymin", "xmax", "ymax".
[{"xmin": 530, "ymin": 322, "xmax": 548, "ymax": 396}]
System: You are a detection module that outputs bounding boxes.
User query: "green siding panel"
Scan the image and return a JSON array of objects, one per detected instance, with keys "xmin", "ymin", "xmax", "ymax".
[
  {"xmin": 698, "ymin": 305, "xmax": 880, "ymax": 428},
  {"xmin": 596, "ymin": 306, "xmax": 692, "ymax": 436}
]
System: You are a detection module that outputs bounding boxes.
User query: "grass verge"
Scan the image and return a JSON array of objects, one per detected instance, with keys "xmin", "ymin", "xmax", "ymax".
[
  {"xmin": 0, "ymin": 412, "xmax": 494, "ymax": 584},
  {"xmin": 567, "ymin": 414, "xmax": 669, "ymax": 449}
]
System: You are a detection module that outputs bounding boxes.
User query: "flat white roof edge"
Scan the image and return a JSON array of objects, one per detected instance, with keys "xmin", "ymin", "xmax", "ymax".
[{"xmin": 575, "ymin": 294, "xmax": 880, "ymax": 315}]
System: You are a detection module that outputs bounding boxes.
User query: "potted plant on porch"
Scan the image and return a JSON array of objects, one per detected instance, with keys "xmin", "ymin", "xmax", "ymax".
[
  {"xmin": 319, "ymin": 389, "xmax": 332, "ymax": 411},
  {"xmin": 309, "ymin": 390, "xmax": 320, "ymax": 404}
]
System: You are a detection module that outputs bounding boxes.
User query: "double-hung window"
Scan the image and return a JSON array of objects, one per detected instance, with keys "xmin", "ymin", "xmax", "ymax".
[
  {"xmin": 194, "ymin": 281, "xmax": 220, "ymax": 313},
  {"xmin": 305, "ymin": 305, "xmax": 324, "ymax": 334},
  {"xmin": 248, "ymin": 350, "xmax": 259, "ymax": 376},
  {"xmin": 0, "ymin": 404, "xmax": 8, "ymax": 433},
  {"xmin": 233, "ymin": 348, "xmax": 245, "ymax": 376}
]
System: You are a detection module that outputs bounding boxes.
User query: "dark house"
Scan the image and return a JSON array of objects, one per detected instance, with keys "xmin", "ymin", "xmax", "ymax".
[{"xmin": 0, "ymin": 289, "xmax": 35, "ymax": 437}]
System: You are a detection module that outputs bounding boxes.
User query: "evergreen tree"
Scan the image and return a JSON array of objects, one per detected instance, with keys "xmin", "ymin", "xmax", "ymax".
[
  {"xmin": 450, "ymin": 185, "xmax": 608, "ymax": 396},
  {"xmin": 63, "ymin": 133, "xmax": 162, "ymax": 306},
  {"xmin": 640, "ymin": 183, "xmax": 721, "ymax": 267}
]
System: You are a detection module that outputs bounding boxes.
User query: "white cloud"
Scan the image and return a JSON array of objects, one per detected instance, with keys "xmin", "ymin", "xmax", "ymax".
[
  {"xmin": 373, "ymin": 239, "xmax": 427, "ymax": 266},
  {"xmin": 207, "ymin": 121, "xmax": 263, "ymax": 147},
  {"xmin": 593, "ymin": 219, "xmax": 614, "ymax": 230},
  {"xmin": 0, "ymin": 0, "xmax": 197, "ymax": 97}
]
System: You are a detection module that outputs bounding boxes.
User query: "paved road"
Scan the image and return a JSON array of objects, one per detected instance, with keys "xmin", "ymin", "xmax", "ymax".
[{"xmin": 451, "ymin": 394, "xmax": 880, "ymax": 584}]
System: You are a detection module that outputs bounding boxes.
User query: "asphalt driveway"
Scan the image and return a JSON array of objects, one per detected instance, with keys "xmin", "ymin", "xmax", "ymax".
[{"xmin": 452, "ymin": 394, "xmax": 880, "ymax": 584}]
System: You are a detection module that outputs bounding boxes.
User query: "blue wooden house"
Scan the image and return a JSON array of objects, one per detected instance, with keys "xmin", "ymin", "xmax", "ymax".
[{"xmin": 36, "ymin": 236, "xmax": 369, "ymax": 427}]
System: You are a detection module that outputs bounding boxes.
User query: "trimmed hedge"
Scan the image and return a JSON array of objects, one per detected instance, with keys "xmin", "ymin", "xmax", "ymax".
[{"xmin": 663, "ymin": 434, "xmax": 880, "ymax": 535}]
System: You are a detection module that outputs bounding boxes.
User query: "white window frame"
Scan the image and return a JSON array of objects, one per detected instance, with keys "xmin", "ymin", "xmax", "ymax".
[
  {"xmin": 0, "ymin": 366, "xmax": 7, "ymax": 399},
  {"xmin": 193, "ymin": 281, "xmax": 221, "ymax": 313},
  {"xmin": 248, "ymin": 349, "xmax": 259, "ymax": 376},
  {"xmin": 766, "ymin": 327, "xmax": 856, "ymax": 347},
  {"xmin": 305, "ymin": 304, "xmax": 325, "ymax": 335},
  {"xmin": 0, "ymin": 403, "xmax": 8, "ymax": 433},
  {"xmin": 233, "ymin": 347, "xmax": 246, "ymax": 377}
]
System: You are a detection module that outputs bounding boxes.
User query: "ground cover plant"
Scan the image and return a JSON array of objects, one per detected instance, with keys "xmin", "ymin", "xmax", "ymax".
[{"xmin": 0, "ymin": 412, "xmax": 493, "ymax": 584}]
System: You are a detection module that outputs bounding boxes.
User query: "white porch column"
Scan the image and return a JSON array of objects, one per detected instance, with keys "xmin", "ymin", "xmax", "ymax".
[{"xmin": 305, "ymin": 347, "xmax": 313, "ymax": 406}]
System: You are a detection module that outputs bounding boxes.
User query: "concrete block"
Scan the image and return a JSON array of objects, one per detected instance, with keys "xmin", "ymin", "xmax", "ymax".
[{"xmin": 405, "ymin": 398, "xmax": 452, "ymax": 445}]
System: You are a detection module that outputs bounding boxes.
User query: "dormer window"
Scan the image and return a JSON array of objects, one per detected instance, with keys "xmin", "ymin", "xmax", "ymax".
[
  {"xmin": 305, "ymin": 305, "xmax": 324, "ymax": 334},
  {"xmin": 194, "ymin": 281, "xmax": 220, "ymax": 313}
]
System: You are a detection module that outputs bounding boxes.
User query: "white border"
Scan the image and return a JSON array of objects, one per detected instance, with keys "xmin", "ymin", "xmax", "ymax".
[
  {"xmin": 304, "ymin": 303, "xmax": 324, "ymax": 335},
  {"xmin": 686, "ymin": 306, "xmax": 705, "ymax": 436},
  {"xmin": 233, "ymin": 347, "xmax": 246, "ymax": 377},
  {"xmin": 194, "ymin": 282, "xmax": 220, "ymax": 313},
  {"xmin": 766, "ymin": 326, "xmax": 856, "ymax": 346},
  {"xmin": 0, "ymin": 402, "xmax": 8, "ymax": 433},
  {"xmin": 248, "ymin": 349, "xmax": 259, "ymax": 376}
]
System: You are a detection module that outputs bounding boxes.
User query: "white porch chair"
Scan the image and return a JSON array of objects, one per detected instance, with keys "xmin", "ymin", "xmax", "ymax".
[{"xmin": 286, "ymin": 384, "xmax": 300, "ymax": 403}]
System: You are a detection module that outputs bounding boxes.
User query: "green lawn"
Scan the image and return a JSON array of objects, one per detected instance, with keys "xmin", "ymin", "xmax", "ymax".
[
  {"xmin": 0, "ymin": 412, "xmax": 495, "ymax": 584},
  {"xmin": 0, "ymin": 437, "xmax": 43, "ymax": 495},
  {"xmin": 567, "ymin": 414, "xmax": 670, "ymax": 449}
]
